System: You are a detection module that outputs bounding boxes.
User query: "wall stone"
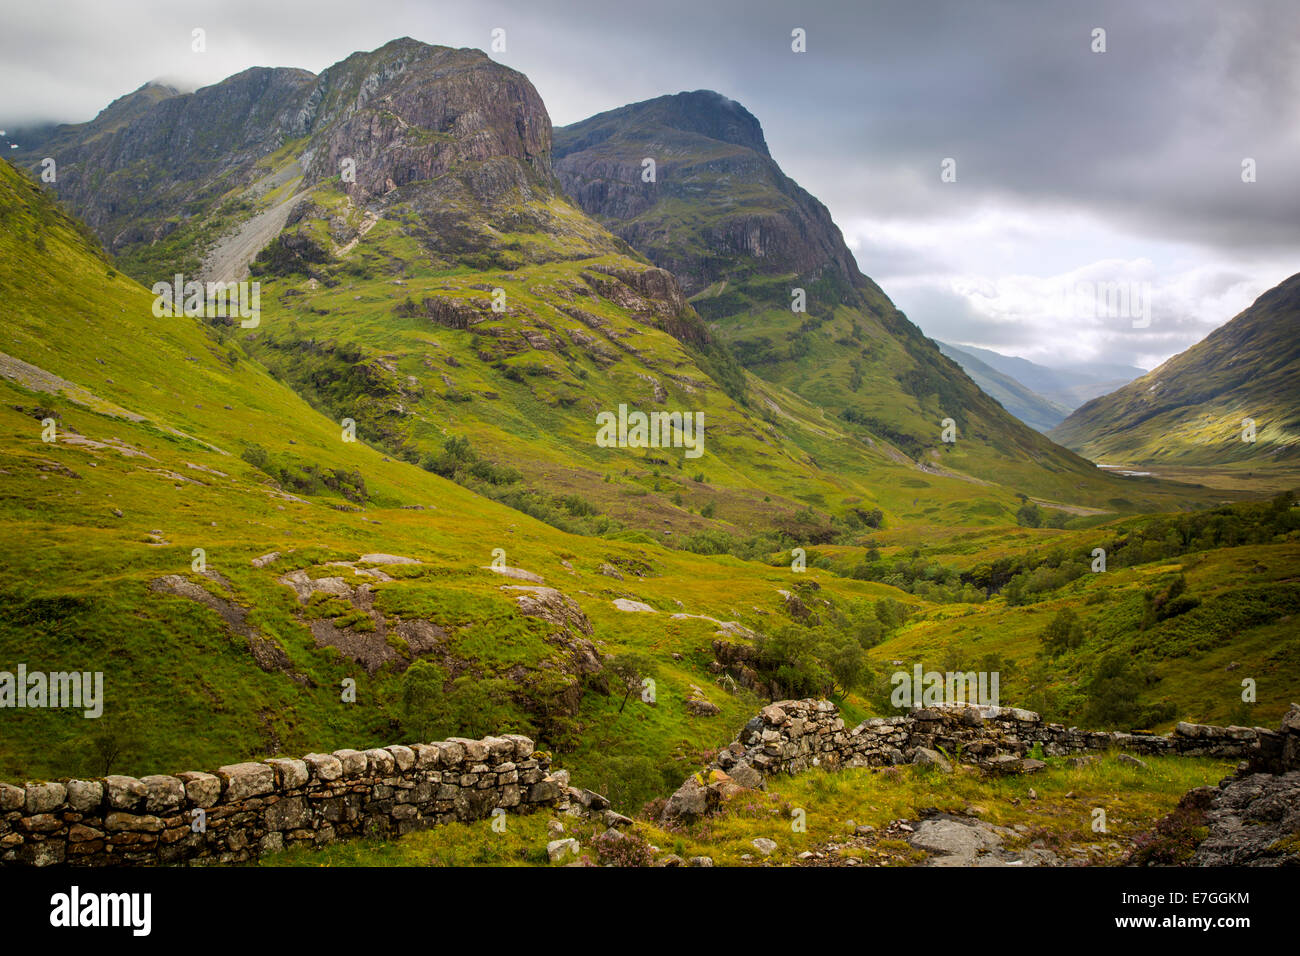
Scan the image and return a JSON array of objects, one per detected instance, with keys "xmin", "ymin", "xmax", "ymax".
[
  {"xmin": 664, "ymin": 699, "xmax": 1266, "ymax": 824},
  {"xmin": 0, "ymin": 733, "xmax": 565, "ymax": 867}
]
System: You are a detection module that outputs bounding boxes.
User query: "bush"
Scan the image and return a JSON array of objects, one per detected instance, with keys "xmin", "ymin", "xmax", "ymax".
[
  {"xmin": 1083, "ymin": 652, "xmax": 1176, "ymax": 729},
  {"xmin": 1016, "ymin": 503, "xmax": 1042, "ymax": 528},
  {"xmin": 1039, "ymin": 607, "xmax": 1087, "ymax": 657},
  {"xmin": 592, "ymin": 828, "xmax": 655, "ymax": 867}
]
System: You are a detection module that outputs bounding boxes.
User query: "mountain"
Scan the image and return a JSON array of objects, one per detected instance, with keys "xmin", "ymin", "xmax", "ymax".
[
  {"xmin": 947, "ymin": 342, "xmax": 1145, "ymax": 411},
  {"xmin": 17, "ymin": 41, "xmax": 1211, "ymax": 549},
  {"xmin": 554, "ymin": 92, "xmax": 1160, "ymax": 507},
  {"xmin": 1051, "ymin": 273, "xmax": 1300, "ymax": 478},
  {"xmin": 553, "ymin": 90, "xmax": 865, "ymax": 302},
  {"xmin": 935, "ymin": 342, "xmax": 1070, "ymax": 432},
  {"xmin": 14, "ymin": 39, "xmax": 1059, "ymax": 548}
]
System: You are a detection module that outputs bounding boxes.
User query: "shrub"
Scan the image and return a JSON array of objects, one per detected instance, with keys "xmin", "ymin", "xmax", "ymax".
[{"xmin": 592, "ymin": 829, "xmax": 655, "ymax": 867}]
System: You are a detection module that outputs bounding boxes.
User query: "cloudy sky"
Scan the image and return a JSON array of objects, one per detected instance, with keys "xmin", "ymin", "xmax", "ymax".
[{"xmin": 3, "ymin": 0, "xmax": 1297, "ymax": 372}]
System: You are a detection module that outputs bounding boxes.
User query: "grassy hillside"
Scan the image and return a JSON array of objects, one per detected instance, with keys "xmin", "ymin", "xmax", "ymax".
[
  {"xmin": 2, "ymin": 43, "xmax": 1295, "ymax": 842},
  {"xmin": 1051, "ymin": 273, "xmax": 1300, "ymax": 490}
]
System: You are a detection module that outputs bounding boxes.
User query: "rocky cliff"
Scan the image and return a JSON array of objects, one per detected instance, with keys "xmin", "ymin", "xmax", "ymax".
[{"xmin": 555, "ymin": 90, "xmax": 867, "ymax": 304}]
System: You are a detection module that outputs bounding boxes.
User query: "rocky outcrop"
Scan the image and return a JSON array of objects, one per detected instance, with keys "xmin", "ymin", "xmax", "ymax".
[
  {"xmin": 299, "ymin": 40, "xmax": 557, "ymax": 206},
  {"xmin": 1131, "ymin": 703, "xmax": 1300, "ymax": 867},
  {"xmin": 18, "ymin": 38, "xmax": 613, "ymax": 274},
  {"xmin": 0, "ymin": 733, "xmax": 567, "ymax": 867},
  {"xmin": 1186, "ymin": 771, "xmax": 1300, "ymax": 866},
  {"xmin": 16, "ymin": 67, "xmax": 317, "ymax": 253},
  {"xmin": 149, "ymin": 574, "xmax": 309, "ymax": 684}
]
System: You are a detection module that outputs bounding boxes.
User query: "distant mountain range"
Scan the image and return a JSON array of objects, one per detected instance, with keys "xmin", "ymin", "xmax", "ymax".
[
  {"xmin": 935, "ymin": 342, "xmax": 1071, "ymax": 432},
  {"xmin": 940, "ymin": 342, "xmax": 1146, "ymax": 411}
]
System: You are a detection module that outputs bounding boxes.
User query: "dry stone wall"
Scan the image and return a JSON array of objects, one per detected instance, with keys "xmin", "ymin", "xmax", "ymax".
[
  {"xmin": 0, "ymin": 733, "xmax": 566, "ymax": 867},
  {"xmin": 716, "ymin": 700, "xmax": 1261, "ymax": 777},
  {"xmin": 664, "ymin": 699, "xmax": 1265, "ymax": 823},
  {"xmin": 712, "ymin": 697, "xmax": 1258, "ymax": 780}
]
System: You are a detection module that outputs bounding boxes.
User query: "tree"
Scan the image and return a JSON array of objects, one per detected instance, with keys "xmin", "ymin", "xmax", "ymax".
[
  {"xmin": 1016, "ymin": 503, "xmax": 1042, "ymax": 528},
  {"xmin": 1039, "ymin": 607, "xmax": 1086, "ymax": 657},
  {"xmin": 400, "ymin": 660, "xmax": 449, "ymax": 741},
  {"xmin": 606, "ymin": 653, "xmax": 652, "ymax": 714}
]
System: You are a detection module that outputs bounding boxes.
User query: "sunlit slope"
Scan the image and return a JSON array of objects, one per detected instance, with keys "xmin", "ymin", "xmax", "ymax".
[
  {"xmin": 1052, "ymin": 273, "xmax": 1300, "ymax": 481},
  {"xmin": 0, "ymin": 159, "xmax": 898, "ymax": 791}
]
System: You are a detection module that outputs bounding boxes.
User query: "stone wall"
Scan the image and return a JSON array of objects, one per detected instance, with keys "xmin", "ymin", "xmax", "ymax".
[
  {"xmin": 664, "ymin": 700, "xmax": 1265, "ymax": 822},
  {"xmin": 720, "ymin": 700, "xmax": 1261, "ymax": 776},
  {"xmin": 0, "ymin": 734, "xmax": 567, "ymax": 867}
]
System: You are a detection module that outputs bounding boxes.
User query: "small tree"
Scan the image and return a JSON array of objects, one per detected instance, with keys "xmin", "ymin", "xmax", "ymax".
[
  {"xmin": 1016, "ymin": 502, "xmax": 1042, "ymax": 528},
  {"xmin": 1039, "ymin": 607, "xmax": 1086, "ymax": 657},
  {"xmin": 606, "ymin": 653, "xmax": 652, "ymax": 714}
]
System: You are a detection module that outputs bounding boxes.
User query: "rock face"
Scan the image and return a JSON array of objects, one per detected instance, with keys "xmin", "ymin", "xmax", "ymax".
[
  {"xmin": 1188, "ymin": 771, "xmax": 1300, "ymax": 866},
  {"xmin": 1131, "ymin": 703, "xmax": 1300, "ymax": 867},
  {"xmin": 554, "ymin": 91, "xmax": 867, "ymax": 303},
  {"xmin": 15, "ymin": 38, "xmax": 599, "ymax": 273},
  {"xmin": 0, "ymin": 733, "xmax": 564, "ymax": 867},
  {"xmin": 16, "ymin": 67, "xmax": 317, "ymax": 254},
  {"xmin": 300, "ymin": 41, "xmax": 555, "ymax": 205}
]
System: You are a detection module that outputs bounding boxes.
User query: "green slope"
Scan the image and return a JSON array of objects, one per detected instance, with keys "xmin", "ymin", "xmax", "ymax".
[
  {"xmin": 1051, "ymin": 273, "xmax": 1300, "ymax": 484},
  {"xmin": 2, "ymin": 156, "xmax": 1296, "ymax": 824}
]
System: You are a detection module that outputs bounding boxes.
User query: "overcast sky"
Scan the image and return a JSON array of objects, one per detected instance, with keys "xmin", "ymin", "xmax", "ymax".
[{"xmin": 2, "ymin": 0, "xmax": 1297, "ymax": 372}]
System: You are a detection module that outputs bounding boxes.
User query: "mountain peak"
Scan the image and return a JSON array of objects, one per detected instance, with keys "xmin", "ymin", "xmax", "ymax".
[
  {"xmin": 555, "ymin": 90, "xmax": 770, "ymax": 160},
  {"xmin": 555, "ymin": 93, "xmax": 865, "ymax": 302},
  {"xmin": 644, "ymin": 90, "xmax": 770, "ymax": 156}
]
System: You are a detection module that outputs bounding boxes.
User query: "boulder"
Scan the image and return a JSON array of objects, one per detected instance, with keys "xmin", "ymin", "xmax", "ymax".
[
  {"xmin": 660, "ymin": 775, "xmax": 718, "ymax": 825},
  {"xmin": 546, "ymin": 838, "xmax": 580, "ymax": 862}
]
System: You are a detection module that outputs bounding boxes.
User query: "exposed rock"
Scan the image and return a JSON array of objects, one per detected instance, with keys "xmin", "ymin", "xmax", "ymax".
[
  {"xmin": 612, "ymin": 598, "xmax": 656, "ymax": 613},
  {"xmin": 151, "ymin": 574, "xmax": 306, "ymax": 683},
  {"xmin": 547, "ymin": 838, "xmax": 580, "ymax": 862},
  {"xmin": 910, "ymin": 747, "xmax": 952, "ymax": 773},
  {"xmin": 484, "ymin": 565, "xmax": 544, "ymax": 583},
  {"xmin": 908, "ymin": 814, "xmax": 1058, "ymax": 867},
  {"xmin": 686, "ymin": 695, "xmax": 721, "ymax": 717},
  {"xmin": 504, "ymin": 586, "xmax": 593, "ymax": 636},
  {"xmin": 1189, "ymin": 772, "xmax": 1300, "ymax": 866}
]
